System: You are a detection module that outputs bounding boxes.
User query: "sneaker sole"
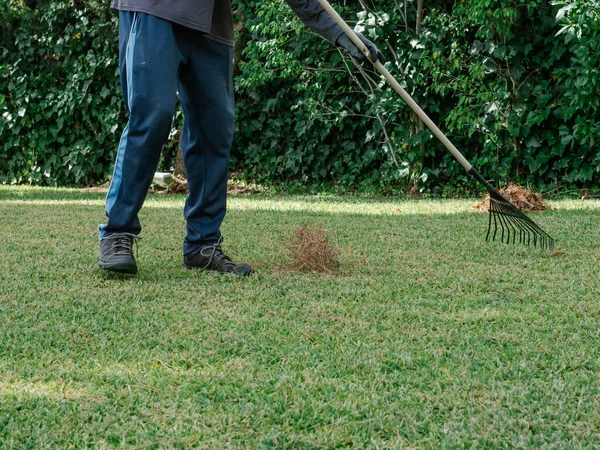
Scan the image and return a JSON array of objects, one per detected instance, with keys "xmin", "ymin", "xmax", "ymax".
[
  {"xmin": 99, "ymin": 262, "xmax": 137, "ymax": 275},
  {"xmin": 183, "ymin": 262, "xmax": 253, "ymax": 277}
]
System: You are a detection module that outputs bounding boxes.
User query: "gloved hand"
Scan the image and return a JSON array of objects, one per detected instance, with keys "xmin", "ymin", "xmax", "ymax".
[{"xmin": 336, "ymin": 31, "xmax": 385, "ymax": 64}]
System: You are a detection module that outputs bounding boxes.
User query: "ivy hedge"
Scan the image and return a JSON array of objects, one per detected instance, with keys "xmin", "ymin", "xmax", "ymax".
[{"xmin": 1, "ymin": 0, "xmax": 599, "ymax": 193}]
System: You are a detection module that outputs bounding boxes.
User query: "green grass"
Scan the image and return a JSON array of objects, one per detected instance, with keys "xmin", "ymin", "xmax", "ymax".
[{"xmin": 1, "ymin": 185, "xmax": 599, "ymax": 449}]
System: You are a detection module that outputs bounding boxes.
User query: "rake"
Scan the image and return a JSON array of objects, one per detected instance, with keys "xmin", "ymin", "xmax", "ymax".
[{"xmin": 317, "ymin": 0, "xmax": 555, "ymax": 253}]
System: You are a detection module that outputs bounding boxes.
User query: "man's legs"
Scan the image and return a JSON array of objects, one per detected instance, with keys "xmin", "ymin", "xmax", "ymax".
[
  {"xmin": 98, "ymin": 12, "xmax": 181, "ymax": 273},
  {"xmin": 176, "ymin": 30, "xmax": 252, "ymax": 276},
  {"xmin": 100, "ymin": 12, "xmax": 181, "ymax": 239},
  {"xmin": 176, "ymin": 31, "xmax": 235, "ymax": 255}
]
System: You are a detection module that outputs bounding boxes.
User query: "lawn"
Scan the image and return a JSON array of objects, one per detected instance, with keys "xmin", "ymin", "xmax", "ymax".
[{"xmin": 1, "ymin": 186, "xmax": 599, "ymax": 449}]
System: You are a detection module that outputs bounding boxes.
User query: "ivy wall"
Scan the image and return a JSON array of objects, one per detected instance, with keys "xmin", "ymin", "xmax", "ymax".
[{"xmin": 1, "ymin": 0, "xmax": 598, "ymax": 193}]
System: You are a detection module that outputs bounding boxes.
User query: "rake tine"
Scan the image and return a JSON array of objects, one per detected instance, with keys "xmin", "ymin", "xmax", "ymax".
[
  {"xmin": 498, "ymin": 209, "xmax": 512, "ymax": 244},
  {"xmin": 509, "ymin": 213, "xmax": 526, "ymax": 245},
  {"xmin": 507, "ymin": 214, "xmax": 520, "ymax": 245},
  {"xmin": 507, "ymin": 207, "xmax": 533, "ymax": 245},
  {"xmin": 504, "ymin": 212, "xmax": 518, "ymax": 245},
  {"xmin": 496, "ymin": 205, "xmax": 510, "ymax": 244},
  {"xmin": 522, "ymin": 218, "xmax": 538, "ymax": 246},
  {"xmin": 517, "ymin": 217, "xmax": 530, "ymax": 246},
  {"xmin": 512, "ymin": 211, "xmax": 528, "ymax": 246},
  {"xmin": 498, "ymin": 209, "xmax": 507, "ymax": 243},
  {"xmin": 518, "ymin": 214, "xmax": 541, "ymax": 247},
  {"xmin": 491, "ymin": 208, "xmax": 499, "ymax": 242},
  {"xmin": 486, "ymin": 205, "xmax": 494, "ymax": 242},
  {"xmin": 541, "ymin": 234, "xmax": 547, "ymax": 250},
  {"xmin": 486, "ymin": 205, "xmax": 493, "ymax": 242},
  {"xmin": 508, "ymin": 213, "xmax": 521, "ymax": 245},
  {"xmin": 524, "ymin": 221, "xmax": 533, "ymax": 246},
  {"xmin": 517, "ymin": 205, "xmax": 541, "ymax": 246},
  {"xmin": 493, "ymin": 201, "xmax": 511, "ymax": 245}
]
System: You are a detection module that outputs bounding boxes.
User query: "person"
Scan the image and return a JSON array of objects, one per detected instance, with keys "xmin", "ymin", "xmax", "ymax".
[{"xmin": 98, "ymin": 0, "xmax": 384, "ymax": 276}]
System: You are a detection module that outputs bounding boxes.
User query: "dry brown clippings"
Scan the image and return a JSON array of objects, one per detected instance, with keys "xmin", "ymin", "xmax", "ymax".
[
  {"xmin": 166, "ymin": 178, "xmax": 188, "ymax": 194},
  {"xmin": 473, "ymin": 183, "xmax": 550, "ymax": 212},
  {"xmin": 227, "ymin": 181, "xmax": 265, "ymax": 195},
  {"xmin": 286, "ymin": 224, "xmax": 340, "ymax": 273},
  {"xmin": 162, "ymin": 179, "xmax": 264, "ymax": 195}
]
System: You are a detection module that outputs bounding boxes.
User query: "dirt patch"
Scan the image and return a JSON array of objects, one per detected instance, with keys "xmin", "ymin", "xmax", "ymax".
[
  {"xmin": 88, "ymin": 178, "xmax": 265, "ymax": 195},
  {"xmin": 85, "ymin": 182, "xmax": 110, "ymax": 193},
  {"xmin": 163, "ymin": 178, "xmax": 264, "ymax": 195}
]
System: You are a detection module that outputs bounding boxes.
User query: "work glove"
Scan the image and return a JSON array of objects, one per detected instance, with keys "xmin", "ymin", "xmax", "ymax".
[{"xmin": 336, "ymin": 31, "xmax": 386, "ymax": 64}]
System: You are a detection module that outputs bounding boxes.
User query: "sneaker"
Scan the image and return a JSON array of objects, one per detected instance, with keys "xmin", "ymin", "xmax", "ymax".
[
  {"xmin": 98, "ymin": 233, "xmax": 139, "ymax": 274},
  {"xmin": 183, "ymin": 242, "xmax": 253, "ymax": 276}
]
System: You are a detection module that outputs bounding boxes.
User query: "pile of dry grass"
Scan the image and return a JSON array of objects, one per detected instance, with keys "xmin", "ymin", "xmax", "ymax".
[
  {"xmin": 286, "ymin": 224, "xmax": 339, "ymax": 273},
  {"xmin": 474, "ymin": 183, "xmax": 550, "ymax": 212},
  {"xmin": 227, "ymin": 181, "xmax": 265, "ymax": 195},
  {"xmin": 166, "ymin": 178, "xmax": 188, "ymax": 194}
]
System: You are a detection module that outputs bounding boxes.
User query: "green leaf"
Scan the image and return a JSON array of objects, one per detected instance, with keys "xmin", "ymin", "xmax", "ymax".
[{"xmin": 526, "ymin": 136, "xmax": 542, "ymax": 148}]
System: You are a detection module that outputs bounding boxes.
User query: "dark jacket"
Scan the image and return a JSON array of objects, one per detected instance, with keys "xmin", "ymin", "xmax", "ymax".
[
  {"xmin": 111, "ymin": 0, "xmax": 343, "ymax": 47},
  {"xmin": 285, "ymin": 0, "xmax": 344, "ymax": 44}
]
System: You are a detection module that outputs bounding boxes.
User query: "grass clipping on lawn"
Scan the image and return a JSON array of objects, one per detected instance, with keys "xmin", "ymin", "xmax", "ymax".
[
  {"xmin": 474, "ymin": 183, "xmax": 550, "ymax": 212},
  {"xmin": 286, "ymin": 224, "xmax": 340, "ymax": 273}
]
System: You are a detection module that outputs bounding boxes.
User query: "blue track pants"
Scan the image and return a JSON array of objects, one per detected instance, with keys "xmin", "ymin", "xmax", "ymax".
[{"xmin": 99, "ymin": 12, "xmax": 234, "ymax": 255}]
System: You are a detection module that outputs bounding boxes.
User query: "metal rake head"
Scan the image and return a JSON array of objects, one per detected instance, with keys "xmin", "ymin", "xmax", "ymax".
[
  {"xmin": 486, "ymin": 194, "xmax": 555, "ymax": 253},
  {"xmin": 467, "ymin": 167, "xmax": 555, "ymax": 253}
]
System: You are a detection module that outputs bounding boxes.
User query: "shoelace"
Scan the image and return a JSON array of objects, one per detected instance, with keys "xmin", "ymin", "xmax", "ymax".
[
  {"xmin": 104, "ymin": 233, "xmax": 140, "ymax": 257},
  {"xmin": 197, "ymin": 237, "xmax": 235, "ymax": 271}
]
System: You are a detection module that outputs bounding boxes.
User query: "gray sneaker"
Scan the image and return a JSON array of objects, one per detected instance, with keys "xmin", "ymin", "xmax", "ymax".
[
  {"xmin": 98, "ymin": 233, "xmax": 139, "ymax": 274},
  {"xmin": 183, "ymin": 242, "xmax": 253, "ymax": 276}
]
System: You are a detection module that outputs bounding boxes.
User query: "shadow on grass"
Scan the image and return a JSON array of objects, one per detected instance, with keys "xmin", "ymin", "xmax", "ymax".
[
  {"xmin": 2, "ymin": 191, "xmax": 597, "ymax": 285},
  {"xmin": 0, "ymin": 186, "xmax": 108, "ymax": 201},
  {"xmin": 1, "ymin": 187, "xmax": 597, "ymax": 279},
  {"xmin": 0, "ymin": 186, "xmax": 577, "ymax": 221}
]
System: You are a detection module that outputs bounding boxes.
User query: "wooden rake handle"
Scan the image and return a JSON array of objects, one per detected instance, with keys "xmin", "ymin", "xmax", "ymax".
[{"xmin": 316, "ymin": 0, "xmax": 473, "ymax": 172}]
